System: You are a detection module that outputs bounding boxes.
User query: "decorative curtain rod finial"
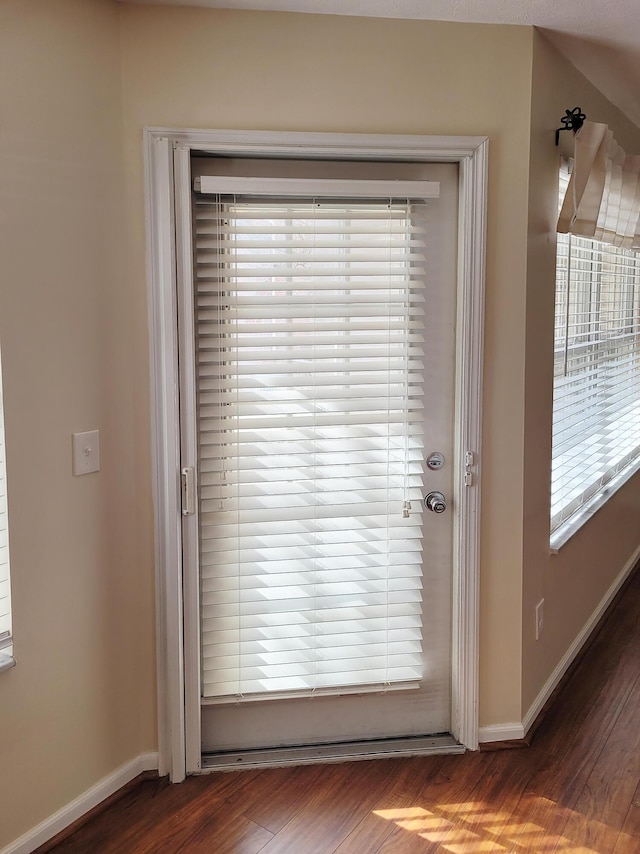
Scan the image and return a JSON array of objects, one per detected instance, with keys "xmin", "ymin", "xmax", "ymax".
[{"xmin": 555, "ymin": 107, "xmax": 586, "ymax": 146}]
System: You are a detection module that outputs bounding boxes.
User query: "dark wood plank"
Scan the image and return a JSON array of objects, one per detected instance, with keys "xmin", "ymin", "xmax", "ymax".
[
  {"xmin": 34, "ymin": 772, "xmax": 158, "ymax": 854},
  {"xmin": 614, "ymin": 780, "xmax": 640, "ymax": 853},
  {"xmin": 332, "ymin": 754, "xmax": 454, "ymax": 853},
  {"xmin": 43, "ymin": 770, "xmax": 268, "ymax": 854},
  {"xmin": 373, "ymin": 752, "xmax": 509, "ymax": 853},
  {"xmin": 422, "ymin": 750, "xmax": 541, "ymax": 853},
  {"xmin": 239, "ymin": 761, "xmax": 356, "ymax": 835},
  {"xmin": 253, "ymin": 758, "xmax": 412, "ymax": 854},
  {"xmin": 175, "ymin": 814, "xmax": 273, "ymax": 854},
  {"xmin": 559, "ymin": 670, "xmax": 640, "ymax": 852}
]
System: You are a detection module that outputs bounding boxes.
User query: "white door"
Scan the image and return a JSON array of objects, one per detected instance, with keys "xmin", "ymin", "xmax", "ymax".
[{"xmin": 180, "ymin": 156, "xmax": 459, "ymax": 758}]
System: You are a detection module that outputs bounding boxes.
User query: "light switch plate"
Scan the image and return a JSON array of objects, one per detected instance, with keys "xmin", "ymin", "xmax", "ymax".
[{"xmin": 72, "ymin": 430, "xmax": 100, "ymax": 476}]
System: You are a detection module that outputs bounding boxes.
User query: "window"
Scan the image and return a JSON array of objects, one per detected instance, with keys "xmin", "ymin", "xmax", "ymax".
[
  {"xmin": 552, "ymin": 164, "xmax": 640, "ymax": 535},
  {"xmin": 0, "ymin": 346, "xmax": 14, "ymax": 671},
  {"xmin": 194, "ymin": 185, "xmax": 432, "ymax": 700}
]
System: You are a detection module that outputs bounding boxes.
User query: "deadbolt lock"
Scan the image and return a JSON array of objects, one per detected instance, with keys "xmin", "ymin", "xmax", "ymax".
[{"xmin": 426, "ymin": 452, "xmax": 445, "ymax": 471}]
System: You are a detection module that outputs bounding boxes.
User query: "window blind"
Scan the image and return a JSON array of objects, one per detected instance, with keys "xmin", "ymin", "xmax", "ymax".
[
  {"xmin": 557, "ymin": 121, "xmax": 640, "ymax": 249},
  {"xmin": 552, "ymin": 166, "xmax": 640, "ymax": 531},
  {"xmin": 193, "ymin": 189, "xmax": 430, "ymax": 702},
  {"xmin": 0, "ymin": 347, "xmax": 12, "ymax": 658}
]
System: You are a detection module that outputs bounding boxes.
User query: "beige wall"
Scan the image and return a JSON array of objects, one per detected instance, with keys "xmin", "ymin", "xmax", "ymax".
[
  {"xmin": 0, "ymin": 1, "xmax": 155, "ymax": 847},
  {"xmin": 3, "ymin": 2, "xmax": 640, "ymax": 846},
  {"xmin": 119, "ymin": 5, "xmax": 534, "ymax": 729},
  {"xmin": 522, "ymin": 31, "xmax": 640, "ymax": 715}
]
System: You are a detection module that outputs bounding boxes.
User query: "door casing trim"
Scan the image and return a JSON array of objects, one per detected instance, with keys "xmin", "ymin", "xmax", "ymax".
[{"xmin": 144, "ymin": 128, "xmax": 488, "ymax": 781}]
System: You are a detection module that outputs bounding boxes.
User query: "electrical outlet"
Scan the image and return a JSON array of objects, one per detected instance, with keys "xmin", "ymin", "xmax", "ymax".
[
  {"xmin": 72, "ymin": 430, "xmax": 100, "ymax": 476},
  {"xmin": 535, "ymin": 599, "xmax": 545, "ymax": 641}
]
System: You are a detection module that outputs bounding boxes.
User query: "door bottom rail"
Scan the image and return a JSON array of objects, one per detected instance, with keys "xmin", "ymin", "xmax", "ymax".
[{"xmin": 200, "ymin": 733, "xmax": 465, "ymax": 772}]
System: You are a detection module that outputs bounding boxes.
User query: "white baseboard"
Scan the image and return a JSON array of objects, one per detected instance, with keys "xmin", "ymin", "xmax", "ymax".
[
  {"xmin": 480, "ymin": 544, "xmax": 640, "ymax": 747},
  {"xmin": 2, "ymin": 751, "xmax": 158, "ymax": 854},
  {"xmin": 478, "ymin": 723, "xmax": 525, "ymax": 744},
  {"xmin": 522, "ymin": 543, "xmax": 640, "ymax": 736}
]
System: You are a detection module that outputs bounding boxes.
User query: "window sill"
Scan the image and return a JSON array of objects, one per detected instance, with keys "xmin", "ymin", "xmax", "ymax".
[
  {"xmin": 550, "ymin": 457, "xmax": 640, "ymax": 554},
  {"xmin": 0, "ymin": 650, "xmax": 16, "ymax": 673}
]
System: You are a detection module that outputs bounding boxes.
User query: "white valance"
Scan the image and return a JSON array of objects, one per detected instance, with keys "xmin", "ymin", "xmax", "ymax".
[{"xmin": 557, "ymin": 120, "xmax": 640, "ymax": 249}]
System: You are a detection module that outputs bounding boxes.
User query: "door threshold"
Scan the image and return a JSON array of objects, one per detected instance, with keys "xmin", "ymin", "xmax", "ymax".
[{"xmin": 200, "ymin": 734, "xmax": 465, "ymax": 771}]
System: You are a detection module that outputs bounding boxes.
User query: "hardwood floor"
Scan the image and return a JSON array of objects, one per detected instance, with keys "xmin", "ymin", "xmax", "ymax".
[{"xmin": 41, "ymin": 567, "xmax": 640, "ymax": 853}]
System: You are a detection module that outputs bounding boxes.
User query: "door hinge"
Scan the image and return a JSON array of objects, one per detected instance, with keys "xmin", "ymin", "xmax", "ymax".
[
  {"xmin": 181, "ymin": 466, "xmax": 195, "ymax": 515},
  {"xmin": 464, "ymin": 450, "xmax": 476, "ymax": 487}
]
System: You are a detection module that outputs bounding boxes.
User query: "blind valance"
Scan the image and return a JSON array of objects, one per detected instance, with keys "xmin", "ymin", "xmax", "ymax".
[{"xmin": 558, "ymin": 121, "xmax": 640, "ymax": 250}]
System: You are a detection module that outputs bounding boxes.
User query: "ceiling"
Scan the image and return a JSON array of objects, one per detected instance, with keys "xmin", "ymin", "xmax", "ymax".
[{"xmin": 120, "ymin": 0, "xmax": 640, "ymax": 130}]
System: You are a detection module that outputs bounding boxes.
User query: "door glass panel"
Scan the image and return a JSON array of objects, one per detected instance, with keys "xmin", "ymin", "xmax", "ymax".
[{"xmin": 195, "ymin": 197, "xmax": 427, "ymax": 702}]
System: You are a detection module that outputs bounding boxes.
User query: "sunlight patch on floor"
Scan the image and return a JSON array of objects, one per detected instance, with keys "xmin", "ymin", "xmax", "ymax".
[{"xmin": 372, "ymin": 802, "xmax": 602, "ymax": 853}]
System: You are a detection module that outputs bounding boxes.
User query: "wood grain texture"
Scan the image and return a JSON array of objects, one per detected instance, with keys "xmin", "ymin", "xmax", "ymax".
[{"xmin": 40, "ymin": 566, "xmax": 640, "ymax": 853}]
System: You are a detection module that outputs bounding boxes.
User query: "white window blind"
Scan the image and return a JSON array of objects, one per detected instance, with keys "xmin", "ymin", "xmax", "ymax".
[
  {"xmin": 557, "ymin": 121, "xmax": 640, "ymax": 249},
  {"xmin": 194, "ymin": 188, "xmax": 430, "ymax": 702},
  {"xmin": 0, "ymin": 346, "xmax": 13, "ymax": 665},
  {"xmin": 552, "ymin": 165, "xmax": 640, "ymax": 531}
]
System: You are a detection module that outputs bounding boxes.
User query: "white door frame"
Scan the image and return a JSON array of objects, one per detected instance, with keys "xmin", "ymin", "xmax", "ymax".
[{"xmin": 144, "ymin": 128, "xmax": 488, "ymax": 782}]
